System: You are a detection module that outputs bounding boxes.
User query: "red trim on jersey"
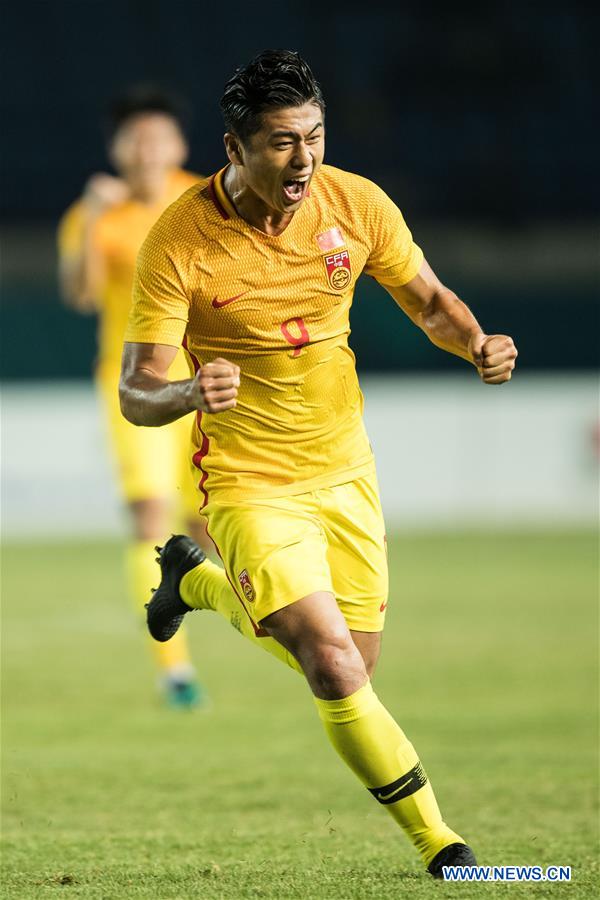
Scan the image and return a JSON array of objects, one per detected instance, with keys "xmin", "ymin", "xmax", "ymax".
[
  {"xmin": 182, "ymin": 338, "xmax": 267, "ymax": 638},
  {"xmin": 182, "ymin": 336, "xmax": 210, "ymax": 509},
  {"xmin": 192, "ymin": 424, "xmax": 210, "ymax": 509},
  {"xmin": 182, "ymin": 334, "xmax": 199, "ymax": 373},
  {"xmin": 208, "ymin": 173, "xmax": 229, "ymax": 220}
]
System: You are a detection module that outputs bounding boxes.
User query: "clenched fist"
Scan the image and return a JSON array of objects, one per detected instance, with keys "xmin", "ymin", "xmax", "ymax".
[
  {"xmin": 468, "ymin": 334, "xmax": 518, "ymax": 384},
  {"xmin": 83, "ymin": 173, "xmax": 131, "ymax": 215},
  {"xmin": 191, "ymin": 358, "xmax": 240, "ymax": 413}
]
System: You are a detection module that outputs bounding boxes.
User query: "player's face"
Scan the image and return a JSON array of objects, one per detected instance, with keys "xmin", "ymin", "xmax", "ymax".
[
  {"xmin": 109, "ymin": 113, "xmax": 187, "ymax": 180},
  {"xmin": 229, "ymin": 102, "xmax": 325, "ymax": 213}
]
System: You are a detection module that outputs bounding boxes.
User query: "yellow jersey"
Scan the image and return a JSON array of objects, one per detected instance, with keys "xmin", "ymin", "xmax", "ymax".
[
  {"xmin": 58, "ymin": 168, "xmax": 199, "ymax": 376},
  {"xmin": 126, "ymin": 164, "xmax": 423, "ymax": 503}
]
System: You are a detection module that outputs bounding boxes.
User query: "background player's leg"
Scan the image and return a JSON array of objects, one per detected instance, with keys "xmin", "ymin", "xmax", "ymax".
[
  {"xmin": 128, "ymin": 498, "xmax": 201, "ymax": 705},
  {"xmin": 262, "ymin": 592, "xmax": 467, "ymax": 867},
  {"xmin": 186, "ymin": 516, "xmax": 215, "ymax": 557},
  {"xmin": 98, "ymin": 373, "xmax": 204, "ymax": 706}
]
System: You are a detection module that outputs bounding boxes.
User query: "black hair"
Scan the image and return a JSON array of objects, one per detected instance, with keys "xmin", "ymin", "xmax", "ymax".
[
  {"xmin": 104, "ymin": 84, "xmax": 191, "ymax": 142},
  {"xmin": 220, "ymin": 49, "xmax": 325, "ymax": 143}
]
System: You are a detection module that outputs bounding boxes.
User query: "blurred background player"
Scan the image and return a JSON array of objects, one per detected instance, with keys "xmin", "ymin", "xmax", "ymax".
[{"xmin": 57, "ymin": 85, "xmax": 210, "ymax": 708}]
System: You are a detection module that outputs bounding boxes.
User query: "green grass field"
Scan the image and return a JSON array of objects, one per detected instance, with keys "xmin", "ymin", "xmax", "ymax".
[{"xmin": 1, "ymin": 531, "xmax": 598, "ymax": 898}]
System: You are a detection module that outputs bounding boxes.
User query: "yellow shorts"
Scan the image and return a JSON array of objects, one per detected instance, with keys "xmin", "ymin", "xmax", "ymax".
[
  {"xmin": 202, "ymin": 468, "xmax": 388, "ymax": 632},
  {"xmin": 96, "ymin": 356, "xmax": 199, "ymax": 519}
]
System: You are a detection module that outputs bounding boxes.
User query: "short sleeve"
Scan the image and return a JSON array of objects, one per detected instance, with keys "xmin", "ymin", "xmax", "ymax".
[
  {"xmin": 362, "ymin": 182, "xmax": 423, "ymax": 287},
  {"xmin": 125, "ymin": 229, "xmax": 189, "ymax": 348}
]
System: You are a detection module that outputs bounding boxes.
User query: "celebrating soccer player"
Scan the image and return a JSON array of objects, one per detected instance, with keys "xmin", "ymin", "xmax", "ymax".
[
  {"xmin": 119, "ymin": 52, "xmax": 517, "ymax": 876},
  {"xmin": 58, "ymin": 86, "xmax": 210, "ymax": 708}
]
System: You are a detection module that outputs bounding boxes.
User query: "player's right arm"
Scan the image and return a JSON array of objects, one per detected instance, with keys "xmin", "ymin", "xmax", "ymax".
[
  {"xmin": 120, "ymin": 342, "xmax": 239, "ymax": 426},
  {"xmin": 120, "ymin": 210, "xmax": 239, "ymax": 427},
  {"xmin": 57, "ymin": 174, "xmax": 129, "ymax": 312}
]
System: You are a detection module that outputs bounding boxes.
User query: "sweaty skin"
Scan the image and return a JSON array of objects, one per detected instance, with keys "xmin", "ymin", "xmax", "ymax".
[{"xmin": 222, "ymin": 102, "xmax": 325, "ymax": 234}]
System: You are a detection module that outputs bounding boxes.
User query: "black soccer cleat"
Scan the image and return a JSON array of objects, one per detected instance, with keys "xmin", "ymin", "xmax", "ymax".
[
  {"xmin": 145, "ymin": 534, "xmax": 206, "ymax": 642},
  {"xmin": 427, "ymin": 842, "xmax": 477, "ymax": 879}
]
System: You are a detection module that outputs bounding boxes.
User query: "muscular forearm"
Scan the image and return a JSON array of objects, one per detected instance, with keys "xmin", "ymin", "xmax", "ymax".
[
  {"xmin": 120, "ymin": 347, "xmax": 241, "ymax": 426},
  {"xmin": 119, "ymin": 370, "xmax": 197, "ymax": 426},
  {"xmin": 417, "ymin": 288, "xmax": 483, "ymax": 363},
  {"xmin": 387, "ymin": 261, "xmax": 517, "ymax": 382}
]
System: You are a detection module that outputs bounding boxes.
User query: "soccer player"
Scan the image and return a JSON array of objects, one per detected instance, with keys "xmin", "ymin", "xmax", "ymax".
[
  {"xmin": 58, "ymin": 86, "xmax": 210, "ymax": 708},
  {"xmin": 119, "ymin": 52, "xmax": 518, "ymax": 876}
]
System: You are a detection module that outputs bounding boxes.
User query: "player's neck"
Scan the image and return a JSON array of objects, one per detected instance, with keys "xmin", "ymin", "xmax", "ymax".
[
  {"xmin": 127, "ymin": 170, "xmax": 172, "ymax": 206},
  {"xmin": 223, "ymin": 166, "xmax": 294, "ymax": 236}
]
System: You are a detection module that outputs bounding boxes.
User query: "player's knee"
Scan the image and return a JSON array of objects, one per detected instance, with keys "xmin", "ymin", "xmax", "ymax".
[
  {"xmin": 306, "ymin": 630, "xmax": 367, "ymax": 699},
  {"xmin": 129, "ymin": 498, "xmax": 169, "ymax": 541}
]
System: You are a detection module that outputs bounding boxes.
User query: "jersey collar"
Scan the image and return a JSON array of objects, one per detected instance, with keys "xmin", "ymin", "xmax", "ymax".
[
  {"xmin": 208, "ymin": 166, "xmax": 237, "ymax": 220},
  {"xmin": 208, "ymin": 164, "xmax": 313, "ymax": 231}
]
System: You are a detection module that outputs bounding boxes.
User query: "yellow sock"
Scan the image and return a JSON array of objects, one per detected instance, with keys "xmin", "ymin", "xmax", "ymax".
[
  {"xmin": 315, "ymin": 681, "xmax": 464, "ymax": 866},
  {"xmin": 126, "ymin": 540, "xmax": 193, "ymax": 674},
  {"xmin": 180, "ymin": 561, "xmax": 302, "ymax": 674}
]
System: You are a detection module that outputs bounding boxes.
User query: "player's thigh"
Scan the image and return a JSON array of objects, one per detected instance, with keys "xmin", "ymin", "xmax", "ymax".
[
  {"xmin": 203, "ymin": 496, "xmax": 334, "ymax": 625},
  {"xmin": 263, "ymin": 589, "xmax": 351, "ymax": 653},
  {"xmin": 321, "ymin": 469, "xmax": 389, "ymax": 634},
  {"xmin": 262, "ymin": 590, "xmax": 368, "ymax": 698}
]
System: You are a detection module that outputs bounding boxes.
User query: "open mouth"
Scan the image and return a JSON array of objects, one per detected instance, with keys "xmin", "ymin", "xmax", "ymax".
[{"xmin": 282, "ymin": 176, "xmax": 309, "ymax": 204}]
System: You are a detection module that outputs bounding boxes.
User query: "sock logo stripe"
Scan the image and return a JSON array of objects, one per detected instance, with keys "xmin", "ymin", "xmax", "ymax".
[{"xmin": 368, "ymin": 762, "xmax": 428, "ymax": 805}]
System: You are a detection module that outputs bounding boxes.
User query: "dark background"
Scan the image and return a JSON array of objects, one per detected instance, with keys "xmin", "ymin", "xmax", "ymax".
[{"xmin": 1, "ymin": 0, "xmax": 598, "ymax": 377}]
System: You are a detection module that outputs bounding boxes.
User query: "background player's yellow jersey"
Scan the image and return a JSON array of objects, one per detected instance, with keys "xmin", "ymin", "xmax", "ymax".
[
  {"xmin": 127, "ymin": 164, "xmax": 423, "ymax": 503},
  {"xmin": 58, "ymin": 168, "xmax": 199, "ymax": 376}
]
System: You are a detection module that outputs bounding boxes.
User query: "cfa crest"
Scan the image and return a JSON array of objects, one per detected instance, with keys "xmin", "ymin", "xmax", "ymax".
[
  {"xmin": 238, "ymin": 568, "xmax": 255, "ymax": 603},
  {"xmin": 324, "ymin": 249, "xmax": 351, "ymax": 292}
]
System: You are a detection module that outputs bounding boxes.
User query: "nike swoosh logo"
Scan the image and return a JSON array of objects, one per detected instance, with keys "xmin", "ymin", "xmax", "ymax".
[
  {"xmin": 376, "ymin": 777, "xmax": 412, "ymax": 802},
  {"xmin": 380, "ymin": 601, "xmax": 388, "ymax": 612},
  {"xmin": 211, "ymin": 292, "xmax": 248, "ymax": 309}
]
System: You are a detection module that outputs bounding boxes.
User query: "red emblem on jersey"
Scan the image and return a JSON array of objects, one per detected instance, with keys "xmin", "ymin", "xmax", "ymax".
[
  {"xmin": 238, "ymin": 569, "xmax": 255, "ymax": 603},
  {"xmin": 324, "ymin": 249, "xmax": 351, "ymax": 291},
  {"xmin": 316, "ymin": 227, "xmax": 345, "ymax": 252}
]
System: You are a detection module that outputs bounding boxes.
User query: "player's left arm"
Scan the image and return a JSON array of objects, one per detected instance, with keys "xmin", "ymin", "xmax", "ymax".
[{"xmin": 385, "ymin": 258, "xmax": 518, "ymax": 384}]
